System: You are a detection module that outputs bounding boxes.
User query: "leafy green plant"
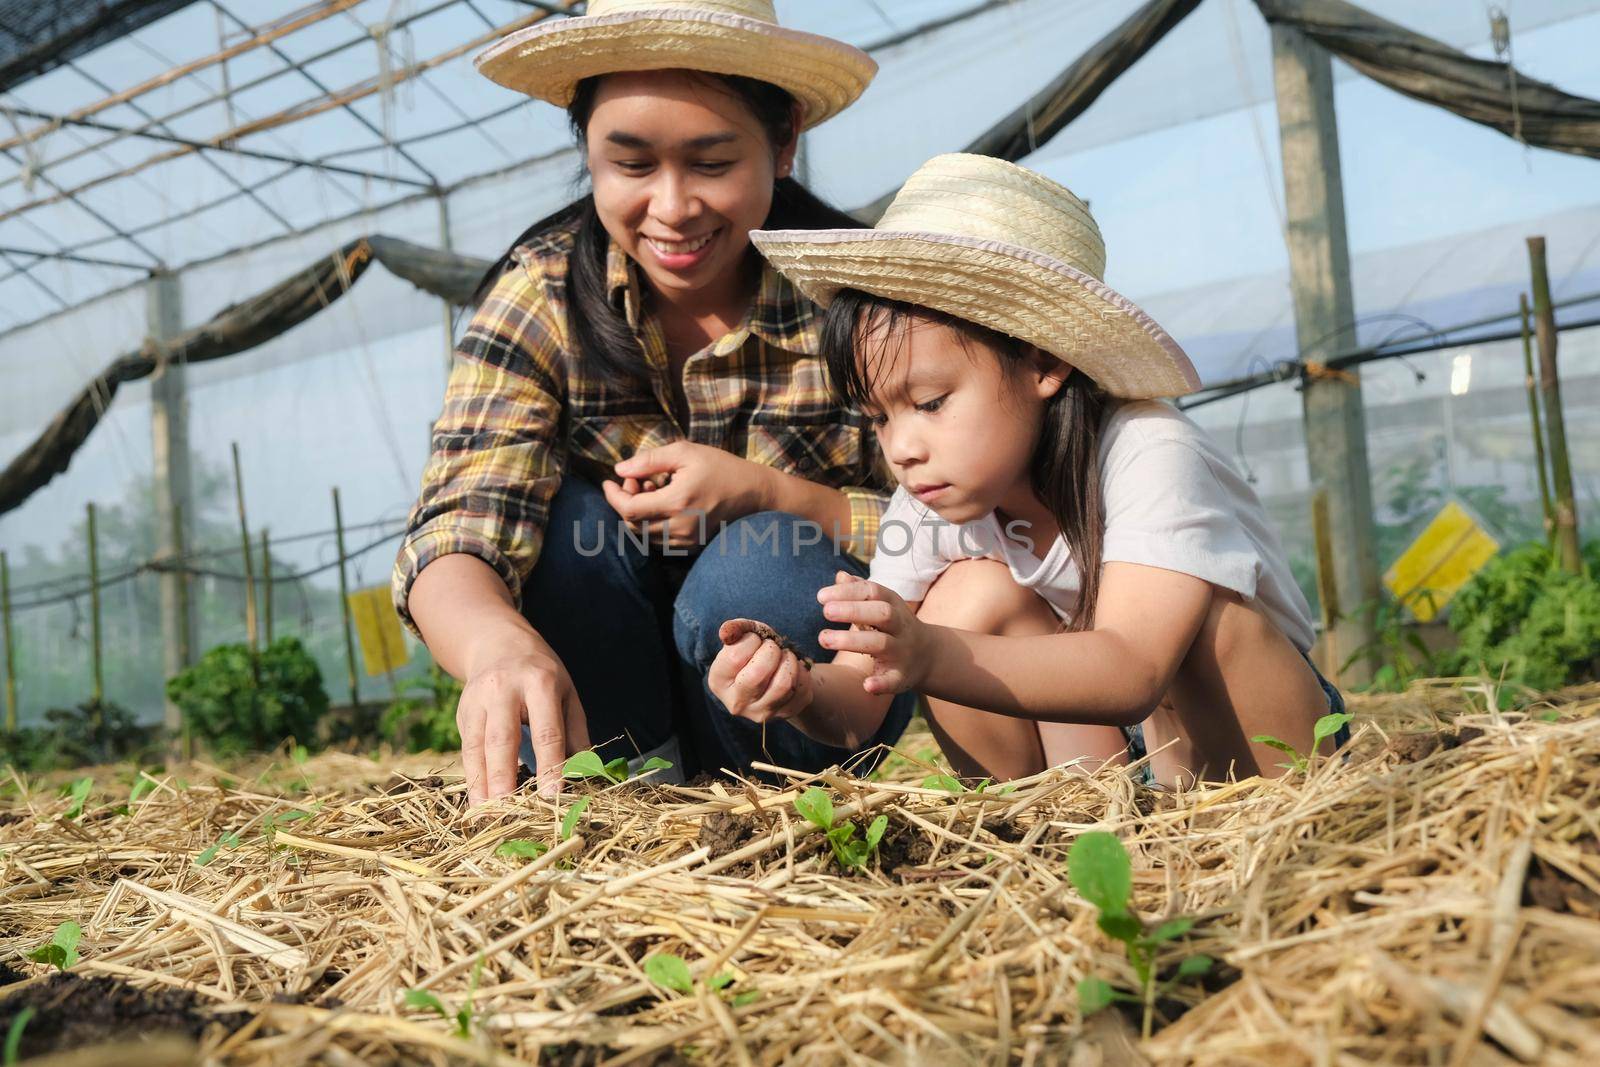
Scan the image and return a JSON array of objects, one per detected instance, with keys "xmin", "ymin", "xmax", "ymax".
[
  {"xmin": 380, "ymin": 665, "xmax": 462, "ymax": 753},
  {"xmin": 1342, "ymin": 596, "xmax": 1443, "ymax": 692},
  {"xmin": 195, "ymin": 831, "xmax": 242, "ymax": 867},
  {"xmin": 26, "ymin": 921, "xmax": 81, "ymax": 971},
  {"xmin": 405, "ymin": 958, "xmax": 486, "ymax": 1038},
  {"xmin": 560, "ymin": 796, "xmax": 590, "ymax": 841},
  {"xmin": 1442, "ymin": 541, "xmax": 1600, "ymax": 695},
  {"xmin": 794, "ymin": 787, "xmax": 888, "ymax": 871},
  {"xmin": 496, "ymin": 839, "xmax": 549, "ymax": 860},
  {"xmin": 1250, "ymin": 712, "xmax": 1354, "ymax": 774},
  {"xmin": 166, "ymin": 637, "xmax": 329, "ymax": 757},
  {"xmin": 563, "ymin": 751, "xmax": 673, "ymax": 785},
  {"xmin": 643, "ymin": 953, "xmax": 758, "ymax": 1006},
  {"xmin": 60, "ymin": 776, "xmax": 93, "ymax": 820},
  {"xmin": 1067, "ymin": 832, "xmax": 1212, "ymax": 1039}
]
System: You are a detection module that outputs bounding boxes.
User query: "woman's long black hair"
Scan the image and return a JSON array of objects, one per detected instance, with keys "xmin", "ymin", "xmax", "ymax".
[
  {"xmin": 821, "ymin": 291, "xmax": 1112, "ymax": 631},
  {"xmin": 470, "ymin": 72, "xmax": 861, "ymax": 394}
]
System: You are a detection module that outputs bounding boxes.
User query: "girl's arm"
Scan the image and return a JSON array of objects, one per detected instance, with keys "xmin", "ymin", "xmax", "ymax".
[{"xmin": 822, "ymin": 563, "xmax": 1215, "ymax": 727}]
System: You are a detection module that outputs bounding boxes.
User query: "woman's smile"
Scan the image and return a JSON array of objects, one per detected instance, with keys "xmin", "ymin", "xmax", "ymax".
[{"xmin": 643, "ymin": 226, "xmax": 723, "ymax": 271}]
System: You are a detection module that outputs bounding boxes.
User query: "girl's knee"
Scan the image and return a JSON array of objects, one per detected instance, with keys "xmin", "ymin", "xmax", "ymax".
[{"xmin": 918, "ymin": 559, "xmax": 1056, "ymax": 635}]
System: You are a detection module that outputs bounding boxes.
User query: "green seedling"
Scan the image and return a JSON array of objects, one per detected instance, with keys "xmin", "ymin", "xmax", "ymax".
[
  {"xmin": 194, "ymin": 831, "xmax": 242, "ymax": 867},
  {"xmin": 921, "ymin": 773, "xmax": 964, "ymax": 793},
  {"xmin": 27, "ymin": 921, "xmax": 81, "ymax": 971},
  {"xmin": 1251, "ymin": 712, "xmax": 1354, "ymax": 774},
  {"xmin": 564, "ymin": 751, "xmax": 673, "ymax": 785},
  {"xmin": 60, "ymin": 776, "xmax": 93, "ymax": 820},
  {"xmin": 3, "ymin": 1007, "xmax": 33, "ymax": 1065},
  {"xmin": 794, "ymin": 788, "xmax": 888, "ymax": 871},
  {"xmin": 644, "ymin": 953, "xmax": 759, "ymax": 1005},
  {"xmin": 560, "ymin": 796, "xmax": 590, "ymax": 841},
  {"xmin": 404, "ymin": 958, "xmax": 485, "ymax": 1038},
  {"xmin": 496, "ymin": 839, "xmax": 550, "ymax": 861},
  {"xmin": 1068, "ymin": 832, "xmax": 1212, "ymax": 1039}
]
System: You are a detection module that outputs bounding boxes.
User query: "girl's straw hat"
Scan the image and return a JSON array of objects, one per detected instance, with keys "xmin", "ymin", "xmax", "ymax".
[
  {"xmin": 476, "ymin": 0, "xmax": 877, "ymax": 131},
  {"xmin": 752, "ymin": 154, "xmax": 1200, "ymax": 399}
]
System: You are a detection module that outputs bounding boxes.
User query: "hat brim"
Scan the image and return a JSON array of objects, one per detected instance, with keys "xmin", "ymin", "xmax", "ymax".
[
  {"xmin": 751, "ymin": 229, "xmax": 1201, "ymax": 400},
  {"xmin": 476, "ymin": 10, "xmax": 876, "ymax": 131}
]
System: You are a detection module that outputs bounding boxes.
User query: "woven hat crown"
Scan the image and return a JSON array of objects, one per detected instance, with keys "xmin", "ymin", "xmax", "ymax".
[
  {"xmin": 878, "ymin": 154, "xmax": 1108, "ymax": 282},
  {"xmin": 586, "ymin": 0, "xmax": 778, "ymax": 20}
]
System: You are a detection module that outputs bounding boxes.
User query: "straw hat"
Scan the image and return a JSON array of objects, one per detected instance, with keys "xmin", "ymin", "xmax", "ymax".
[
  {"xmin": 752, "ymin": 154, "xmax": 1200, "ymax": 399},
  {"xmin": 475, "ymin": 0, "xmax": 877, "ymax": 131}
]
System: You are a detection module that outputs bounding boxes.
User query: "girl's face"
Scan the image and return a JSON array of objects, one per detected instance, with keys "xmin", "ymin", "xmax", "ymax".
[
  {"xmin": 585, "ymin": 70, "xmax": 797, "ymax": 308},
  {"xmin": 860, "ymin": 316, "xmax": 1066, "ymax": 526}
]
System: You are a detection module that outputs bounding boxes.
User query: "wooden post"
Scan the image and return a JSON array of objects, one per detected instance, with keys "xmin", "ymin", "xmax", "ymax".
[
  {"xmin": 148, "ymin": 270, "xmax": 194, "ymax": 750},
  {"xmin": 261, "ymin": 527, "xmax": 274, "ymax": 645},
  {"xmin": 1, "ymin": 550, "xmax": 15, "ymax": 733},
  {"xmin": 87, "ymin": 503, "xmax": 104, "ymax": 706},
  {"xmin": 1271, "ymin": 23, "xmax": 1381, "ymax": 685},
  {"xmin": 1520, "ymin": 294, "xmax": 1555, "ymax": 544},
  {"xmin": 1527, "ymin": 237, "xmax": 1582, "ymax": 574},
  {"xmin": 437, "ymin": 193, "xmax": 457, "ymax": 376},
  {"xmin": 332, "ymin": 487, "xmax": 360, "ymax": 710},
  {"xmin": 231, "ymin": 441, "xmax": 258, "ymax": 650}
]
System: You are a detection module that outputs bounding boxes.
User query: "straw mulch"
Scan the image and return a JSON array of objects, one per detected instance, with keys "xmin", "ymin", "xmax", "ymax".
[{"xmin": 2, "ymin": 683, "xmax": 1598, "ymax": 1066}]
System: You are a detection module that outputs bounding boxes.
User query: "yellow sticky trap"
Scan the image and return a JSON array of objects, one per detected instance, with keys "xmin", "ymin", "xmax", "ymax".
[
  {"xmin": 348, "ymin": 585, "xmax": 409, "ymax": 676},
  {"xmin": 1383, "ymin": 501, "xmax": 1500, "ymax": 622}
]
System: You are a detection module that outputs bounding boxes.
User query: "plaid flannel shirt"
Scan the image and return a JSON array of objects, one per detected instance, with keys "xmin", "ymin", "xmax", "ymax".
[{"xmin": 393, "ymin": 217, "xmax": 892, "ymax": 633}]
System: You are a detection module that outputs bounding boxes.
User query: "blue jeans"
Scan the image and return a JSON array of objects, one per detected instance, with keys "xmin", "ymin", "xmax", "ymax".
[{"xmin": 518, "ymin": 476, "xmax": 916, "ymax": 781}]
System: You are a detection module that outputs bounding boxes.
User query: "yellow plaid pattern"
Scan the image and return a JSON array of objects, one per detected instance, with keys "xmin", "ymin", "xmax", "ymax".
[{"xmin": 393, "ymin": 216, "xmax": 891, "ymax": 632}]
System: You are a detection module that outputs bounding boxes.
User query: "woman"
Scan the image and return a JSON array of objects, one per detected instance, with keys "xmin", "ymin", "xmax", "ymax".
[{"xmin": 393, "ymin": 0, "xmax": 916, "ymax": 805}]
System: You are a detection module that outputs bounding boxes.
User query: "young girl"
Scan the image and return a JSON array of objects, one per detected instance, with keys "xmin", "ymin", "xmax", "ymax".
[{"xmin": 707, "ymin": 153, "xmax": 1349, "ymax": 789}]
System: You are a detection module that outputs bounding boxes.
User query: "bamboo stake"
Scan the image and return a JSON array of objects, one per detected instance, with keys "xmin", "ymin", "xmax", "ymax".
[
  {"xmin": 86, "ymin": 503, "xmax": 103, "ymax": 707},
  {"xmin": 231, "ymin": 442, "xmax": 258, "ymax": 651},
  {"xmin": 332, "ymin": 487, "xmax": 360, "ymax": 710},
  {"xmin": 261, "ymin": 527, "xmax": 273, "ymax": 646},
  {"xmin": 0, "ymin": 549, "xmax": 15, "ymax": 733},
  {"xmin": 1519, "ymin": 294, "xmax": 1555, "ymax": 545},
  {"xmin": 1526, "ymin": 237, "xmax": 1582, "ymax": 573}
]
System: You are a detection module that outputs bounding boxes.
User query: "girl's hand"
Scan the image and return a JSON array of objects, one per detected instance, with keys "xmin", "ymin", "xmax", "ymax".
[
  {"xmin": 601, "ymin": 442, "xmax": 774, "ymax": 549},
  {"xmin": 709, "ymin": 619, "xmax": 815, "ymax": 724},
  {"xmin": 817, "ymin": 572, "xmax": 931, "ymax": 695},
  {"xmin": 457, "ymin": 648, "xmax": 591, "ymax": 804}
]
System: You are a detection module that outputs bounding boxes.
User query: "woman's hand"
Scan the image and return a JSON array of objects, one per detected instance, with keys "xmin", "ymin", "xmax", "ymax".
[
  {"xmin": 816, "ymin": 572, "xmax": 933, "ymax": 695},
  {"xmin": 600, "ymin": 442, "xmax": 774, "ymax": 549},
  {"xmin": 709, "ymin": 619, "xmax": 815, "ymax": 724},
  {"xmin": 456, "ymin": 648, "xmax": 591, "ymax": 804}
]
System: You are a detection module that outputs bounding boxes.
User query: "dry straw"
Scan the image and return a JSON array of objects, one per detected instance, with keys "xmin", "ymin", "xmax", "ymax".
[{"xmin": 2, "ymin": 683, "xmax": 1598, "ymax": 1064}]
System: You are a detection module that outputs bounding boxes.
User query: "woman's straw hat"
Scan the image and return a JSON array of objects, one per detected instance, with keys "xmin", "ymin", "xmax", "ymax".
[
  {"xmin": 476, "ymin": 0, "xmax": 877, "ymax": 131},
  {"xmin": 752, "ymin": 154, "xmax": 1200, "ymax": 399}
]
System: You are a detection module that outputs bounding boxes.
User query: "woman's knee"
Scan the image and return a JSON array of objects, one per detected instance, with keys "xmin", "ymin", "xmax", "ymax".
[{"xmin": 917, "ymin": 559, "xmax": 1057, "ymax": 635}]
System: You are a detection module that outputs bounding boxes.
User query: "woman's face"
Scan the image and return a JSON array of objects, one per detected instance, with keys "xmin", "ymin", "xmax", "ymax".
[{"xmin": 585, "ymin": 70, "xmax": 797, "ymax": 308}]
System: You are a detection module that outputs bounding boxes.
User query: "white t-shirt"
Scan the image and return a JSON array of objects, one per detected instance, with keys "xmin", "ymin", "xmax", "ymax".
[{"xmin": 868, "ymin": 400, "xmax": 1316, "ymax": 652}]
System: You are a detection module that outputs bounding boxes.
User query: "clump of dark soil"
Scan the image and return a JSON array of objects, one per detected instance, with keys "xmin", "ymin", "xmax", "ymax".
[
  {"xmin": 1389, "ymin": 724, "xmax": 1488, "ymax": 763},
  {"xmin": 698, "ymin": 811, "xmax": 766, "ymax": 859},
  {"xmin": 1525, "ymin": 855, "xmax": 1600, "ymax": 918},
  {"xmin": 0, "ymin": 973, "xmax": 249, "ymax": 1058},
  {"xmin": 876, "ymin": 816, "xmax": 932, "ymax": 876},
  {"xmin": 380, "ymin": 773, "xmax": 446, "ymax": 795}
]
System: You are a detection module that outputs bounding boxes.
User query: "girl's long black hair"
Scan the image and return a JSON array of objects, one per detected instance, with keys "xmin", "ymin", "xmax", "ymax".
[
  {"xmin": 470, "ymin": 72, "xmax": 860, "ymax": 394},
  {"xmin": 821, "ymin": 290, "xmax": 1112, "ymax": 630}
]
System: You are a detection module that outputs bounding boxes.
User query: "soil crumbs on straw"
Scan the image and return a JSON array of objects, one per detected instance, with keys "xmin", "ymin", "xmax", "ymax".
[{"xmin": 3, "ymin": 683, "xmax": 1599, "ymax": 1065}]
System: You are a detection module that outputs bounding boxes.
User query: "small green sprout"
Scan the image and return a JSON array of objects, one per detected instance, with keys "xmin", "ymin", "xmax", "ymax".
[
  {"xmin": 560, "ymin": 796, "xmax": 591, "ymax": 841},
  {"xmin": 194, "ymin": 831, "xmax": 242, "ymax": 867},
  {"xmin": 643, "ymin": 953, "xmax": 758, "ymax": 1005},
  {"xmin": 405, "ymin": 957, "xmax": 485, "ymax": 1037},
  {"xmin": 564, "ymin": 751, "xmax": 674, "ymax": 785},
  {"xmin": 60, "ymin": 777, "xmax": 93, "ymax": 820},
  {"xmin": 644, "ymin": 953, "xmax": 693, "ymax": 995},
  {"xmin": 496, "ymin": 839, "xmax": 550, "ymax": 861},
  {"xmin": 794, "ymin": 788, "xmax": 889, "ymax": 871},
  {"xmin": 921, "ymin": 773, "xmax": 964, "ymax": 793},
  {"xmin": 3, "ymin": 1006, "xmax": 33, "ymax": 1065},
  {"xmin": 1251, "ymin": 712, "xmax": 1354, "ymax": 774},
  {"xmin": 129, "ymin": 775, "xmax": 158, "ymax": 805},
  {"xmin": 26, "ymin": 921, "xmax": 81, "ymax": 971},
  {"xmin": 1068, "ymin": 832, "xmax": 1212, "ymax": 1039}
]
